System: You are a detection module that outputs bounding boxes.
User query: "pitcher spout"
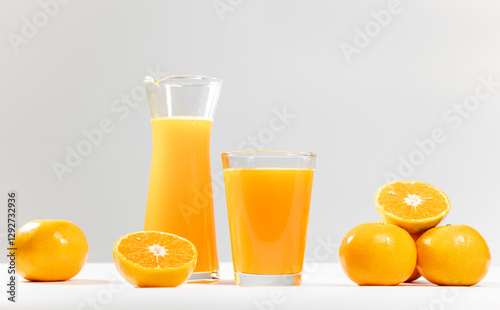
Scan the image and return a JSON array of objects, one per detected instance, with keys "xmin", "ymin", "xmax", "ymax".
[{"xmin": 143, "ymin": 76, "xmax": 162, "ymax": 118}]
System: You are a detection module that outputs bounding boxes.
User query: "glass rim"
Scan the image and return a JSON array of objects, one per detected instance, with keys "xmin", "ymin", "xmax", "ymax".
[
  {"xmin": 221, "ymin": 150, "xmax": 316, "ymax": 158},
  {"xmin": 144, "ymin": 75, "xmax": 222, "ymax": 87}
]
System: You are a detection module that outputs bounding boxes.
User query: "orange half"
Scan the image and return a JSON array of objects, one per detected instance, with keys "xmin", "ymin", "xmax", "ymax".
[
  {"xmin": 374, "ymin": 181, "xmax": 450, "ymax": 233},
  {"xmin": 113, "ymin": 231, "xmax": 197, "ymax": 287}
]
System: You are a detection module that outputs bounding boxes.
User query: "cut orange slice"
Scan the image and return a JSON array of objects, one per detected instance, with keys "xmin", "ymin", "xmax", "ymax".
[
  {"xmin": 113, "ymin": 231, "xmax": 197, "ymax": 287},
  {"xmin": 374, "ymin": 181, "xmax": 450, "ymax": 233}
]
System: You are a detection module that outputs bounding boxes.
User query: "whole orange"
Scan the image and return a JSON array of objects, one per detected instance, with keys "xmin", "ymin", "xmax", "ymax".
[
  {"xmin": 15, "ymin": 220, "xmax": 89, "ymax": 281},
  {"xmin": 339, "ymin": 222, "xmax": 417, "ymax": 286},
  {"xmin": 405, "ymin": 231, "xmax": 424, "ymax": 282},
  {"xmin": 416, "ymin": 225, "xmax": 490, "ymax": 286}
]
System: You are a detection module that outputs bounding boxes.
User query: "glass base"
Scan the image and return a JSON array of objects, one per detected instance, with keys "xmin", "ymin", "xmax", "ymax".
[
  {"xmin": 188, "ymin": 271, "xmax": 220, "ymax": 283},
  {"xmin": 235, "ymin": 272, "xmax": 302, "ymax": 286}
]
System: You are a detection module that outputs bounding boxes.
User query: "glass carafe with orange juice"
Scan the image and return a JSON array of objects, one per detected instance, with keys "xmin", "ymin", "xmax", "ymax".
[{"xmin": 143, "ymin": 75, "xmax": 222, "ymax": 282}]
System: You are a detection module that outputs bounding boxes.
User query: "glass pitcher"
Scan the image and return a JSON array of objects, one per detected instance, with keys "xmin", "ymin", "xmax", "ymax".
[{"xmin": 143, "ymin": 75, "xmax": 222, "ymax": 282}]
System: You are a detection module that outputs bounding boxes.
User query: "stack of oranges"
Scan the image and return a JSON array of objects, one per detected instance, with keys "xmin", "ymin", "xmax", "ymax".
[{"xmin": 339, "ymin": 180, "xmax": 491, "ymax": 286}]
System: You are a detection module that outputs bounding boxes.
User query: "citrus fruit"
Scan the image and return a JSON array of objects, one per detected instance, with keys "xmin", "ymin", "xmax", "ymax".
[
  {"xmin": 416, "ymin": 225, "xmax": 490, "ymax": 286},
  {"xmin": 339, "ymin": 222, "xmax": 416, "ymax": 286},
  {"xmin": 405, "ymin": 232, "xmax": 423, "ymax": 282},
  {"xmin": 15, "ymin": 219, "xmax": 88, "ymax": 281},
  {"xmin": 374, "ymin": 180, "xmax": 451, "ymax": 233},
  {"xmin": 113, "ymin": 231, "xmax": 197, "ymax": 287}
]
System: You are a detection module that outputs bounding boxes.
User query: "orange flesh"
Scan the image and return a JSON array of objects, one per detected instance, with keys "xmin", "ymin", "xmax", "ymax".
[
  {"xmin": 116, "ymin": 232, "xmax": 196, "ymax": 269},
  {"xmin": 377, "ymin": 182, "xmax": 449, "ymax": 220}
]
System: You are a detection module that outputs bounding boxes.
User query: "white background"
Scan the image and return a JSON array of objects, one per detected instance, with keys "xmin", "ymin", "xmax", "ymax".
[{"xmin": 1, "ymin": 0, "xmax": 499, "ymax": 266}]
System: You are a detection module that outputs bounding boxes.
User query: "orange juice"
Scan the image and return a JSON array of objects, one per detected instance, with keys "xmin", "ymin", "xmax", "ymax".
[
  {"xmin": 223, "ymin": 167, "xmax": 314, "ymax": 275},
  {"xmin": 144, "ymin": 117, "xmax": 219, "ymax": 276}
]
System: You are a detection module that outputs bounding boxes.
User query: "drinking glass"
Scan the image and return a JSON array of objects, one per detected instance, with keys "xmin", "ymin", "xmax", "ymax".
[{"xmin": 221, "ymin": 151, "xmax": 316, "ymax": 286}]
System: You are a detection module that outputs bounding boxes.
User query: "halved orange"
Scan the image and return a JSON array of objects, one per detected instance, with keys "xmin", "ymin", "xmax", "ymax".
[
  {"xmin": 113, "ymin": 231, "xmax": 197, "ymax": 287},
  {"xmin": 374, "ymin": 181, "xmax": 450, "ymax": 233}
]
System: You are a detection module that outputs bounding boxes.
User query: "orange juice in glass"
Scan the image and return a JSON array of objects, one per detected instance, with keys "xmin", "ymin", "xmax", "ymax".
[
  {"xmin": 143, "ymin": 75, "xmax": 222, "ymax": 282},
  {"xmin": 222, "ymin": 151, "xmax": 316, "ymax": 286}
]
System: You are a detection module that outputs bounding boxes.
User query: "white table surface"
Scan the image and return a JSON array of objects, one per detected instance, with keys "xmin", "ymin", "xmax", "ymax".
[{"xmin": 1, "ymin": 262, "xmax": 499, "ymax": 310}]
